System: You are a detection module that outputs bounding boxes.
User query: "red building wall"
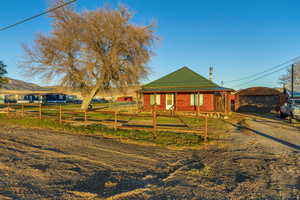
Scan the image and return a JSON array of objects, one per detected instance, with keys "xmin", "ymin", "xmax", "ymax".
[
  {"xmin": 143, "ymin": 93, "xmax": 166, "ymax": 111},
  {"xmin": 143, "ymin": 92, "xmax": 215, "ymax": 111},
  {"xmin": 116, "ymin": 96, "xmax": 133, "ymax": 102}
]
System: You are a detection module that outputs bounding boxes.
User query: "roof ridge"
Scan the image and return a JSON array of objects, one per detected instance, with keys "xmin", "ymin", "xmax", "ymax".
[
  {"xmin": 143, "ymin": 66, "xmax": 220, "ymax": 89},
  {"xmin": 143, "ymin": 66, "xmax": 188, "ymax": 87},
  {"xmin": 183, "ymin": 67, "xmax": 217, "ymax": 85}
]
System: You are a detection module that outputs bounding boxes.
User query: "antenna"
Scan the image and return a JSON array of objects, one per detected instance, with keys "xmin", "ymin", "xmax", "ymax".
[{"xmin": 209, "ymin": 67, "xmax": 213, "ymax": 81}]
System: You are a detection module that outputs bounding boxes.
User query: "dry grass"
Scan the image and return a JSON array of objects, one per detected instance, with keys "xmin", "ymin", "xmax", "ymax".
[
  {"xmin": 65, "ymin": 191, "xmax": 99, "ymax": 199},
  {"xmin": 106, "ymin": 188, "xmax": 151, "ymax": 200}
]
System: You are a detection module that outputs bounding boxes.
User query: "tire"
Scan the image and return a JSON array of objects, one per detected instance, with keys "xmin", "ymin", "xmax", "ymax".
[
  {"xmin": 280, "ymin": 111, "xmax": 287, "ymax": 119},
  {"xmin": 289, "ymin": 113, "xmax": 296, "ymax": 124}
]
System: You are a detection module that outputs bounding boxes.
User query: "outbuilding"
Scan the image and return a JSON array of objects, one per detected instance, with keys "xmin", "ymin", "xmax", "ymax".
[
  {"xmin": 141, "ymin": 67, "xmax": 233, "ymax": 113},
  {"xmin": 116, "ymin": 96, "xmax": 133, "ymax": 102},
  {"xmin": 235, "ymin": 87, "xmax": 284, "ymax": 113}
]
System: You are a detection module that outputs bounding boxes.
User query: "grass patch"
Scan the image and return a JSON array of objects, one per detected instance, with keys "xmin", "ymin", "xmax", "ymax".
[
  {"xmin": 0, "ymin": 114, "xmax": 204, "ymax": 147},
  {"xmin": 188, "ymin": 165, "xmax": 213, "ymax": 177}
]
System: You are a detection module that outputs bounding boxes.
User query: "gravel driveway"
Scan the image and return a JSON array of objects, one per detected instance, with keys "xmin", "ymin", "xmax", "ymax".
[{"xmin": 0, "ymin": 117, "xmax": 300, "ymax": 199}]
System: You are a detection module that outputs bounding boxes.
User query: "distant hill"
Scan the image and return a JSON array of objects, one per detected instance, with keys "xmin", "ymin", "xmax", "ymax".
[
  {"xmin": 0, "ymin": 78, "xmax": 141, "ymax": 98},
  {"xmin": 0, "ymin": 78, "xmax": 50, "ymax": 91},
  {"xmin": 44, "ymin": 85, "xmax": 141, "ymax": 99}
]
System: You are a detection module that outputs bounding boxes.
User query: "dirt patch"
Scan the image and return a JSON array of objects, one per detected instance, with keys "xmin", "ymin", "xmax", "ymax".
[{"xmin": 0, "ymin": 124, "xmax": 300, "ymax": 199}]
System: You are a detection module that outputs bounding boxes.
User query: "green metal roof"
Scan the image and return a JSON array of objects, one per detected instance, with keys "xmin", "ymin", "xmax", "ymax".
[{"xmin": 142, "ymin": 66, "xmax": 232, "ymax": 92}]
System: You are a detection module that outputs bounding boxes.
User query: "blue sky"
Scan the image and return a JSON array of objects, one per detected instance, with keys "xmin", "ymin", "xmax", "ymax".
[{"xmin": 1, "ymin": 0, "xmax": 300, "ymax": 89}]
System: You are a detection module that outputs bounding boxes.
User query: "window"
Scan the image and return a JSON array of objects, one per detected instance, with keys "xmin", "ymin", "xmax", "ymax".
[
  {"xmin": 156, "ymin": 95, "xmax": 161, "ymax": 105},
  {"xmin": 190, "ymin": 93, "xmax": 204, "ymax": 106},
  {"xmin": 150, "ymin": 94, "xmax": 161, "ymax": 105}
]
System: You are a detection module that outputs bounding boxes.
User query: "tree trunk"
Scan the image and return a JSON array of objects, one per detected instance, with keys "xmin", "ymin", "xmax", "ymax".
[
  {"xmin": 81, "ymin": 94, "xmax": 95, "ymax": 111},
  {"xmin": 80, "ymin": 84, "xmax": 102, "ymax": 110}
]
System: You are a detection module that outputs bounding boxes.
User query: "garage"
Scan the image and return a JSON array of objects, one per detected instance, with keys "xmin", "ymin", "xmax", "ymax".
[{"xmin": 235, "ymin": 87, "xmax": 283, "ymax": 113}]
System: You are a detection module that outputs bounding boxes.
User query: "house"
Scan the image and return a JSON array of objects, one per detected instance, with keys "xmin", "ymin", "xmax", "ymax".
[
  {"xmin": 141, "ymin": 66, "xmax": 233, "ymax": 113},
  {"xmin": 235, "ymin": 87, "xmax": 285, "ymax": 113}
]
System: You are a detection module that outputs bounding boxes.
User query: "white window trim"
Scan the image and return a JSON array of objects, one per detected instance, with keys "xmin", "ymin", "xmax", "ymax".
[
  {"xmin": 150, "ymin": 94, "xmax": 161, "ymax": 105},
  {"xmin": 190, "ymin": 93, "xmax": 204, "ymax": 106}
]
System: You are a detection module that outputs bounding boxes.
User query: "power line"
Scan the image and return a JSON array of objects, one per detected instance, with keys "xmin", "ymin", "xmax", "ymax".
[
  {"xmin": 223, "ymin": 56, "xmax": 300, "ymax": 84},
  {"xmin": 0, "ymin": 0, "xmax": 77, "ymax": 32},
  {"xmin": 232, "ymin": 64, "xmax": 290, "ymax": 88}
]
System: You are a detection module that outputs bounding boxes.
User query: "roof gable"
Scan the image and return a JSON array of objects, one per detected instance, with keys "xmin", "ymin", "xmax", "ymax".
[{"xmin": 143, "ymin": 67, "xmax": 219, "ymax": 89}]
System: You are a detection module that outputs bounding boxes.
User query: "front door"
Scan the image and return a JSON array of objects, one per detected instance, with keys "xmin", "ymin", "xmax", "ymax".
[{"xmin": 166, "ymin": 94, "xmax": 174, "ymax": 110}]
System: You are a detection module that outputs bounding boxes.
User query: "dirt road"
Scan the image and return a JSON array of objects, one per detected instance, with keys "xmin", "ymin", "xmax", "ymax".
[
  {"xmin": 245, "ymin": 117, "xmax": 300, "ymax": 154},
  {"xmin": 0, "ymin": 118, "xmax": 300, "ymax": 199}
]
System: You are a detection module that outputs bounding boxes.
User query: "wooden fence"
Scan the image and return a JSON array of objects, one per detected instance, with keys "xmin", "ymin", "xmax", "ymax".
[{"xmin": 0, "ymin": 103, "xmax": 210, "ymax": 142}]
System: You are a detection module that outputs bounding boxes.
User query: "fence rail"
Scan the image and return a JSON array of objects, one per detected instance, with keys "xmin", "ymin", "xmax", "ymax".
[{"xmin": 0, "ymin": 103, "xmax": 214, "ymax": 142}]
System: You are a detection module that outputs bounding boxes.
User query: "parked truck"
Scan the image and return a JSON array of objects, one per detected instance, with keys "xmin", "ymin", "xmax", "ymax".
[{"xmin": 280, "ymin": 98, "xmax": 300, "ymax": 122}]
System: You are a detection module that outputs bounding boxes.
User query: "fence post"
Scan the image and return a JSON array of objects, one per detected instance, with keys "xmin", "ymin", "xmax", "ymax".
[
  {"xmin": 84, "ymin": 109, "xmax": 87, "ymax": 122},
  {"xmin": 7, "ymin": 102, "xmax": 10, "ymax": 116},
  {"xmin": 204, "ymin": 115, "xmax": 208, "ymax": 143},
  {"xmin": 21, "ymin": 104, "xmax": 24, "ymax": 117},
  {"xmin": 114, "ymin": 109, "xmax": 118, "ymax": 131},
  {"xmin": 59, "ymin": 104, "xmax": 62, "ymax": 123},
  {"xmin": 153, "ymin": 104, "xmax": 157, "ymax": 136},
  {"xmin": 197, "ymin": 92, "xmax": 200, "ymax": 117},
  {"xmin": 39, "ymin": 103, "xmax": 42, "ymax": 120}
]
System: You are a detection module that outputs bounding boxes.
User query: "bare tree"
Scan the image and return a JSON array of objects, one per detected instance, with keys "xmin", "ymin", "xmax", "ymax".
[
  {"xmin": 279, "ymin": 63, "xmax": 300, "ymax": 91},
  {"xmin": 21, "ymin": 1, "xmax": 156, "ymax": 110}
]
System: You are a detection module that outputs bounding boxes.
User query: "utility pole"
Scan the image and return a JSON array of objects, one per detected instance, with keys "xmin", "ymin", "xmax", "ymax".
[{"xmin": 291, "ymin": 64, "xmax": 294, "ymax": 98}]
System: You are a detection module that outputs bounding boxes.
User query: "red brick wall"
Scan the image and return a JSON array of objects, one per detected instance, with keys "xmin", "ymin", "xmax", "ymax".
[
  {"xmin": 143, "ymin": 92, "xmax": 215, "ymax": 111},
  {"xmin": 175, "ymin": 93, "xmax": 214, "ymax": 111}
]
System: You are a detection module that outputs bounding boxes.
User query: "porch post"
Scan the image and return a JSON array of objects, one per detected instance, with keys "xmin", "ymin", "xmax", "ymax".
[
  {"xmin": 154, "ymin": 93, "xmax": 157, "ymax": 111},
  {"xmin": 224, "ymin": 92, "xmax": 230, "ymax": 115},
  {"xmin": 197, "ymin": 91, "xmax": 200, "ymax": 116},
  {"xmin": 175, "ymin": 92, "xmax": 177, "ymax": 114},
  {"xmin": 223, "ymin": 92, "xmax": 226, "ymax": 114},
  {"xmin": 226, "ymin": 91, "xmax": 231, "ymax": 114}
]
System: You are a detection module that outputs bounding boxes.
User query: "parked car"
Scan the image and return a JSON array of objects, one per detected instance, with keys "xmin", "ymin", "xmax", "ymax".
[
  {"xmin": 65, "ymin": 95, "xmax": 82, "ymax": 104},
  {"xmin": 43, "ymin": 94, "xmax": 67, "ymax": 104},
  {"xmin": 280, "ymin": 98, "xmax": 300, "ymax": 121},
  {"xmin": 67, "ymin": 99, "xmax": 83, "ymax": 104},
  {"xmin": 91, "ymin": 98, "xmax": 109, "ymax": 103}
]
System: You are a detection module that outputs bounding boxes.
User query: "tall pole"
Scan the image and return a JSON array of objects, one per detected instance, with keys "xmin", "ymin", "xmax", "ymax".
[{"xmin": 291, "ymin": 64, "xmax": 294, "ymax": 98}]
